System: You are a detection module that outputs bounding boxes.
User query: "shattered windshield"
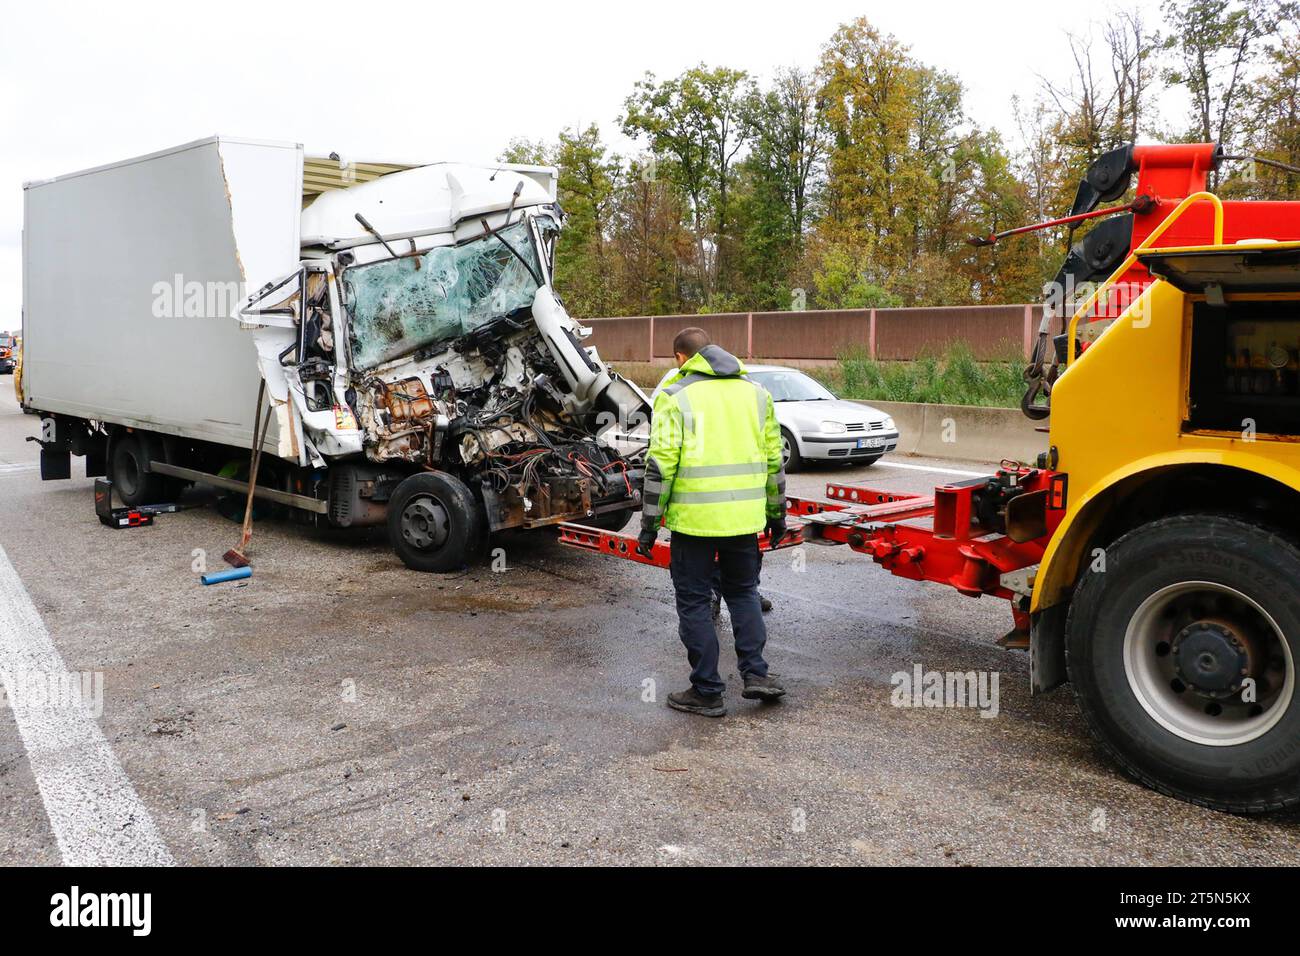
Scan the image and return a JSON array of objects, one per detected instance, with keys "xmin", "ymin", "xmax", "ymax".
[{"xmin": 344, "ymin": 219, "xmax": 542, "ymax": 370}]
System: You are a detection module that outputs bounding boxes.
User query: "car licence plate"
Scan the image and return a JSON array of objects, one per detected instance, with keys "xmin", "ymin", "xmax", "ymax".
[{"xmin": 856, "ymin": 437, "xmax": 884, "ymax": 449}]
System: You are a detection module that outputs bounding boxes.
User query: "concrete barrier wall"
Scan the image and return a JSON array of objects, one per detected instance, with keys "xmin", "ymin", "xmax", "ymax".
[
  {"xmin": 853, "ymin": 400, "xmax": 1047, "ymax": 465},
  {"xmin": 587, "ymin": 304, "xmax": 1041, "ymax": 363}
]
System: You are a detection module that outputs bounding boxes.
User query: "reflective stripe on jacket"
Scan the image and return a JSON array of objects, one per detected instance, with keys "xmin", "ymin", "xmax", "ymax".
[{"xmin": 642, "ymin": 344, "xmax": 786, "ymax": 537}]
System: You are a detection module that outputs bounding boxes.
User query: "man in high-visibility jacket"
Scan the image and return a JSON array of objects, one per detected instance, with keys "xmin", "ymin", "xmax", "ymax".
[
  {"xmin": 637, "ymin": 327, "xmax": 787, "ymax": 716},
  {"xmin": 651, "ymin": 366, "xmax": 775, "ymax": 619}
]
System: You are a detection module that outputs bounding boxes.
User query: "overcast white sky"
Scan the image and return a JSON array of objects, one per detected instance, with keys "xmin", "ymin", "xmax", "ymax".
[{"xmin": 1, "ymin": 0, "xmax": 1174, "ymax": 328}]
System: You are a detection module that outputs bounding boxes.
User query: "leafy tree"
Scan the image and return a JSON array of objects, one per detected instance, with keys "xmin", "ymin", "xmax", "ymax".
[
  {"xmin": 1238, "ymin": 24, "xmax": 1300, "ymax": 197},
  {"xmin": 551, "ymin": 125, "xmax": 621, "ymax": 317},
  {"xmin": 812, "ymin": 17, "xmax": 973, "ymax": 295},
  {"xmin": 730, "ymin": 68, "xmax": 828, "ymax": 310},
  {"xmin": 808, "ymin": 240, "xmax": 902, "ymax": 309},
  {"xmin": 1162, "ymin": 0, "xmax": 1296, "ymax": 184},
  {"xmin": 622, "ymin": 65, "xmax": 756, "ymax": 294},
  {"xmin": 498, "ymin": 10, "xmax": 1290, "ymax": 319},
  {"xmin": 607, "ymin": 159, "xmax": 694, "ymax": 316},
  {"xmin": 497, "ymin": 138, "xmax": 550, "ymax": 166}
]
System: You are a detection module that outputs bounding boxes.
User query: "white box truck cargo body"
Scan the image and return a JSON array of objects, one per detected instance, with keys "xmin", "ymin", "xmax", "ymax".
[
  {"xmin": 23, "ymin": 136, "xmax": 303, "ymax": 453},
  {"xmin": 21, "ymin": 137, "xmax": 649, "ymax": 571}
]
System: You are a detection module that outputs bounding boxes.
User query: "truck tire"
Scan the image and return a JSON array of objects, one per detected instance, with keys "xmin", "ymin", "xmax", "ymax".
[
  {"xmin": 387, "ymin": 472, "xmax": 487, "ymax": 572},
  {"xmin": 109, "ymin": 432, "xmax": 167, "ymax": 506},
  {"xmin": 780, "ymin": 428, "xmax": 803, "ymax": 473},
  {"xmin": 1065, "ymin": 514, "xmax": 1300, "ymax": 813}
]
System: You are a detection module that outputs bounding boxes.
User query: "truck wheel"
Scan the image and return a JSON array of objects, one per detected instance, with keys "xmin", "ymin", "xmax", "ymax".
[
  {"xmin": 110, "ymin": 432, "xmax": 167, "ymax": 506},
  {"xmin": 780, "ymin": 428, "xmax": 802, "ymax": 473},
  {"xmin": 387, "ymin": 472, "xmax": 486, "ymax": 572},
  {"xmin": 1066, "ymin": 514, "xmax": 1300, "ymax": 813}
]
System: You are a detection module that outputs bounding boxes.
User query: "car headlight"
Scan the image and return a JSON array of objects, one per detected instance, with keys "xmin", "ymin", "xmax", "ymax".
[
  {"xmin": 882, "ymin": 416, "xmax": 896, "ymax": 432},
  {"xmin": 820, "ymin": 421, "xmax": 847, "ymax": 434}
]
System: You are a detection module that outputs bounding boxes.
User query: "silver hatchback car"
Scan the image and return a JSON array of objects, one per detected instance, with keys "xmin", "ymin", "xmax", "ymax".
[
  {"xmin": 642, "ymin": 363, "xmax": 899, "ymax": 471},
  {"xmin": 744, "ymin": 365, "xmax": 898, "ymax": 471}
]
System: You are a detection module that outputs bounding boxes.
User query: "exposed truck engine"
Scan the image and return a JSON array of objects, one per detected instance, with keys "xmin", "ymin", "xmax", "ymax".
[{"xmin": 21, "ymin": 137, "xmax": 649, "ymax": 571}]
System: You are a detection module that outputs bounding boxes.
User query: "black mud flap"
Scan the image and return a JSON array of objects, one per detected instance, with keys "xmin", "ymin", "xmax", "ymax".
[
  {"xmin": 1030, "ymin": 601, "xmax": 1069, "ymax": 694},
  {"xmin": 40, "ymin": 446, "xmax": 71, "ymax": 481}
]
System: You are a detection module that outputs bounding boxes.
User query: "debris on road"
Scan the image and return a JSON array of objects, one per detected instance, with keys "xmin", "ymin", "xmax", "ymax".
[{"xmin": 200, "ymin": 567, "xmax": 253, "ymax": 586}]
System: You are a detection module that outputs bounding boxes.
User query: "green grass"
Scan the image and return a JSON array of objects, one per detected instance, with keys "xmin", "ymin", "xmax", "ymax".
[{"xmin": 824, "ymin": 343, "xmax": 1024, "ymax": 408}]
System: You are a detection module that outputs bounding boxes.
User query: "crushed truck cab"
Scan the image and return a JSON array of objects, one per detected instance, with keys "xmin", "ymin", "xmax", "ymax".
[{"xmin": 238, "ymin": 161, "xmax": 650, "ymax": 569}]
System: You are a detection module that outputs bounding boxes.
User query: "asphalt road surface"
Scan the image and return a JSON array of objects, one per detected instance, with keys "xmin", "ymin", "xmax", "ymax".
[{"xmin": 1, "ymin": 397, "xmax": 1297, "ymax": 865}]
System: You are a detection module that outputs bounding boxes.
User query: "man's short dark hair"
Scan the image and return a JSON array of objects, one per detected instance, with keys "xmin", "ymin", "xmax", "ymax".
[{"xmin": 673, "ymin": 327, "xmax": 711, "ymax": 358}]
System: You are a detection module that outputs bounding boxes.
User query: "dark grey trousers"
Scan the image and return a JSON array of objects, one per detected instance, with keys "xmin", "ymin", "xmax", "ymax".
[{"xmin": 669, "ymin": 531, "xmax": 769, "ymax": 696}]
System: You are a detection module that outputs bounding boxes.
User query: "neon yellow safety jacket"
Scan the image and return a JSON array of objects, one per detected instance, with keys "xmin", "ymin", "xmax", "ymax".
[{"xmin": 642, "ymin": 345, "xmax": 786, "ymax": 537}]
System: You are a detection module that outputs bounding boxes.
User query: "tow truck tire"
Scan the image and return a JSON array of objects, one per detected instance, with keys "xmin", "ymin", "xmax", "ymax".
[
  {"xmin": 781, "ymin": 428, "xmax": 802, "ymax": 473},
  {"xmin": 1066, "ymin": 514, "xmax": 1300, "ymax": 813},
  {"xmin": 109, "ymin": 432, "xmax": 167, "ymax": 507},
  {"xmin": 387, "ymin": 472, "xmax": 486, "ymax": 573}
]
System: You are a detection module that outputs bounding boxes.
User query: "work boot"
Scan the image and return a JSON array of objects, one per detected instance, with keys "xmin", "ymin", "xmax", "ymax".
[
  {"xmin": 667, "ymin": 687, "xmax": 726, "ymax": 717},
  {"xmin": 760, "ymin": 593, "xmax": 773, "ymax": 613},
  {"xmin": 741, "ymin": 673, "xmax": 786, "ymax": 701}
]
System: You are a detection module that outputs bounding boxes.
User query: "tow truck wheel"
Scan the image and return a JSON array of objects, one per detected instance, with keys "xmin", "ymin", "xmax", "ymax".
[
  {"xmin": 780, "ymin": 428, "xmax": 802, "ymax": 473},
  {"xmin": 109, "ymin": 432, "xmax": 166, "ymax": 507},
  {"xmin": 1066, "ymin": 514, "xmax": 1300, "ymax": 813},
  {"xmin": 387, "ymin": 472, "xmax": 486, "ymax": 573}
]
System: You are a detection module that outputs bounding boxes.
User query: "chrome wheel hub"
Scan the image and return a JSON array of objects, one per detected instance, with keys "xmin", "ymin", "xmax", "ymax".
[{"xmin": 1123, "ymin": 581, "xmax": 1294, "ymax": 746}]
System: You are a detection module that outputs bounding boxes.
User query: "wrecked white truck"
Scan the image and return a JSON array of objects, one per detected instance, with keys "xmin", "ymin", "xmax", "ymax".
[{"xmin": 21, "ymin": 136, "xmax": 649, "ymax": 570}]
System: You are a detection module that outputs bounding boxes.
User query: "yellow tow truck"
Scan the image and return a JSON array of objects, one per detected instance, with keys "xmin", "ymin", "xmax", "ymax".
[{"xmin": 563, "ymin": 144, "xmax": 1300, "ymax": 812}]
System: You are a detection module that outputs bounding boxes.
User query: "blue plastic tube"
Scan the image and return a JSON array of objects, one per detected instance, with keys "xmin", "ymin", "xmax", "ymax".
[{"xmin": 200, "ymin": 566, "xmax": 253, "ymax": 585}]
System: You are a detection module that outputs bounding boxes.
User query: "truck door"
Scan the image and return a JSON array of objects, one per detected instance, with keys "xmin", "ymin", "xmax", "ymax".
[{"xmin": 239, "ymin": 266, "xmax": 360, "ymax": 462}]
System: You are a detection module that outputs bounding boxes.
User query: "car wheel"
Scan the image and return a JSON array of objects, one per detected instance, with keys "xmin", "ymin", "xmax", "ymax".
[{"xmin": 780, "ymin": 428, "xmax": 802, "ymax": 473}]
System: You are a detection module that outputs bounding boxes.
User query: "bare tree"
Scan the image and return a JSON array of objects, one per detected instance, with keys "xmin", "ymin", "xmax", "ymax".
[
  {"xmin": 1105, "ymin": 10, "xmax": 1160, "ymax": 143},
  {"xmin": 1039, "ymin": 29, "xmax": 1122, "ymax": 162}
]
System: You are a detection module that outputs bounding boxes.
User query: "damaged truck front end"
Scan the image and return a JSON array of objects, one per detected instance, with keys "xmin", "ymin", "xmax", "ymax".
[{"xmin": 242, "ymin": 163, "xmax": 649, "ymax": 571}]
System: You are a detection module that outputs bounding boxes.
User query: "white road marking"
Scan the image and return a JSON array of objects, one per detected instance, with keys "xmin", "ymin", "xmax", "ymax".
[
  {"xmin": 0, "ymin": 542, "xmax": 173, "ymax": 866},
  {"xmin": 0, "ymin": 462, "xmax": 38, "ymax": 476},
  {"xmin": 873, "ymin": 459, "xmax": 988, "ymax": 478}
]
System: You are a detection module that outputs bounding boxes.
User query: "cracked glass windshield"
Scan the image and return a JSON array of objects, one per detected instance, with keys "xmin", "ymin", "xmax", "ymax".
[{"xmin": 345, "ymin": 219, "xmax": 542, "ymax": 369}]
